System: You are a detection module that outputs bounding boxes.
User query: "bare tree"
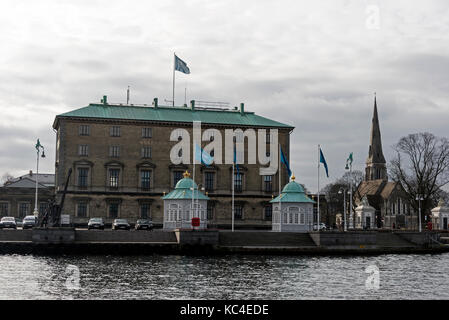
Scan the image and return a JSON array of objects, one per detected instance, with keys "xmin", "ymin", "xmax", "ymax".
[
  {"xmin": 1, "ymin": 172, "xmax": 14, "ymax": 186},
  {"xmin": 389, "ymin": 132, "xmax": 449, "ymax": 223}
]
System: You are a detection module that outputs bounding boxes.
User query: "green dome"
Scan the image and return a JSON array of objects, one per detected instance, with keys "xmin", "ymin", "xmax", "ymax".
[
  {"xmin": 270, "ymin": 176, "xmax": 315, "ymax": 204},
  {"xmin": 282, "ymin": 180, "xmax": 305, "ymax": 193},
  {"xmin": 162, "ymin": 171, "xmax": 209, "ymax": 201},
  {"xmin": 175, "ymin": 177, "xmax": 197, "ymax": 190}
]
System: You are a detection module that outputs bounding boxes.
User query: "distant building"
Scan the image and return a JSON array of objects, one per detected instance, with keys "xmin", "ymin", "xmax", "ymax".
[
  {"xmin": 53, "ymin": 97, "xmax": 294, "ymax": 227},
  {"xmin": 0, "ymin": 171, "xmax": 55, "ymax": 218},
  {"xmin": 354, "ymin": 97, "xmax": 416, "ymax": 229},
  {"xmin": 162, "ymin": 171, "xmax": 209, "ymax": 230},
  {"xmin": 270, "ymin": 175, "xmax": 315, "ymax": 232}
]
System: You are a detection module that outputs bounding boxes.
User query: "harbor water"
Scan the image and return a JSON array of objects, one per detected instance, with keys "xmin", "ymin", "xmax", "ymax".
[{"xmin": 0, "ymin": 253, "xmax": 448, "ymax": 300}]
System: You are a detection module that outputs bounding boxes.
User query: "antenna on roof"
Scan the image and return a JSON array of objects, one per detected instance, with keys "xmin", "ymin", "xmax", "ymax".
[{"xmin": 127, "ymin": 86, "xmax": 130, "ymax": 105}]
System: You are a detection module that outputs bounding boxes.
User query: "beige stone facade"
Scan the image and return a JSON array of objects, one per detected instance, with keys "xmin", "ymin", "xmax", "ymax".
[{"xmin": 54, "ymin": 105, "xmax": 293, "ymax": 228}]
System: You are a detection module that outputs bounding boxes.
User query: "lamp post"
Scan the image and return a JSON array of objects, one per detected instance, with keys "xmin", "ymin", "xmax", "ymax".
[
  {"xmin": 33, "ymin": 139, "xmax": 45, "ymax": 217},
  {"xmin": 345, "ymin": 162, "xmax": 353, "ymax": 229},
  {"xmin": 416, "ymin": 194, "xmax": 424, "ymax": 232},
  {"xmin": 338, "ymin": 188, "xmax": 347, "ymax": 232}
]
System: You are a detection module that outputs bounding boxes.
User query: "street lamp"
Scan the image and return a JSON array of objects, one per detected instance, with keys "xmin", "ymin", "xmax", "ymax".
[
  {"xmin": 33, "ymin": 139, "xmax": 45, "ymax": 217},
  {"xmin": 338, "ymin": 188, "xmax": 348, "ymax": 232},
  {"xmin": 345, "ymin": 161, "xmax": 353, "ymax": 229},
  {"xmin": 416, "ymin": 194, "xmax": 424, "ymax": 232}
]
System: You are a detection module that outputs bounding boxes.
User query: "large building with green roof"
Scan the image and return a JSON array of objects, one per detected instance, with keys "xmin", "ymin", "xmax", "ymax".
[{"xmin": 53, "ymin": 96, "xmax": 294, "ymax": 228}]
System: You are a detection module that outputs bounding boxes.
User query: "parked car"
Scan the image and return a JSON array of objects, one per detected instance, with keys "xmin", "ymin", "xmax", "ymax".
[
  {"xmin": 112, "ymin": 219, "xmax": 130, "ymax": 230},
  {"xmin": 135, "ymin": 219, "xmax": 153, "ymax": 231},
  {"xmin": 22, "ymin": 216, "xmax": 37, "ymax": 229},
  {"xmin": 15, "ymin": 217, "xmax": 23, "ymax": 228},
  {"xmin": 313, "ymin": 223, "xmax": 327, "ymax": 231},
  {"xmin": 0, "ymin": 217, "xmax": 17, "ymax": 229},
  {"xmin": 87, "ymin": 218, "xmax": 105, "ymax": 230}
]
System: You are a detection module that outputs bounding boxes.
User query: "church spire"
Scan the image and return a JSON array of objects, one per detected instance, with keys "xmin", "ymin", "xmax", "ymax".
[{"xmin": 366, "ymin": 94, "xmax": 387, "ymax": 181}]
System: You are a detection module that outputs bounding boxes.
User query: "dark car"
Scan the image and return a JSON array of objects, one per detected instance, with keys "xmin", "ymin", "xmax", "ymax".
[
  {"xmin": 88, "ymin": 218, "xmax": 105, "ymax": 230},
  {"xmin": 112, "ymin": 219, "xmax": 130, "ymax": 230},
  {"xmin": 22, "ymin": 215, "xmax": 37, "ymax": 229},
  {"xmin": 135, "ymin": 219, "xmax": 153, "ymax": 231},
  {"xmin": 0, "ymin": 217, "xmax": 17, "ymax": 229}
]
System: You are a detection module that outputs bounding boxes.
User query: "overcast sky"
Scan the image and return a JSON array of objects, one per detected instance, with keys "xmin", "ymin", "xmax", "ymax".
[{"xmin": 0, "ymin": 0, "xmax": 448, "ymax": 192}]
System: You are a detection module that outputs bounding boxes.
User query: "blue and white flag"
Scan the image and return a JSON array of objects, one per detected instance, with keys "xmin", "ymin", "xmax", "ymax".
[
  {"xmin": 195, "ymin": 144, "xmax": 213, "ymax": 166},
  {"xmin": 175, "ymin": 55, "xmax": 190, "ymax": 74},
  {"xmin": 320, "ymin": 148, "xmax": 329, "ymax": 178},
  {"xmin": 280, "ymin": 146, "xmax": 292, "ymax": 178}
]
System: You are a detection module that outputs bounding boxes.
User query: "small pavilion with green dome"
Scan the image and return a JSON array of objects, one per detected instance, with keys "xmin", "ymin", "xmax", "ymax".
[
  {"xmin": 270, "ymin": 175, "xmax": 315, "ymax": 232},
  {"xmin": 162, "ymin": 171, "xmax": 209, "ymax": 230}
]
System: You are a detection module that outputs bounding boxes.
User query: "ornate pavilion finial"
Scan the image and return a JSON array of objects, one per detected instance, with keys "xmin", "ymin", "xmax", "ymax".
[
  {"xmin": 183, "ymin": 170, "xmax": 190, "ymax": 178},
  {"xmin": 291, "ymin": 174, "xmax": 295, "ymax": 181}
]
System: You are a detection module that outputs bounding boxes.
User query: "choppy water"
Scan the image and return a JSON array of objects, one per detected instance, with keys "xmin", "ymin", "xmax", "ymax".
[{"xmin": 0, "ymin": 253, "xmax": 448, "ymax": 300}]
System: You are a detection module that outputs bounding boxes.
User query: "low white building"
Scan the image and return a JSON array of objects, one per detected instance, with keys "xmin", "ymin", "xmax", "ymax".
[
  {"xmin": 270, "ymin": 175, "xmax": 315, "ymax": 232},
  {"xmin": 431, "ymin": 199, "xmax": 449, "ymax": 230},
  {"xmin": 355, "ymin": 196, "xmax": 376, "ymax": 229},
  {"xmin": 162, "ymin": 171, "xmax": 209, "ymax": 230}
]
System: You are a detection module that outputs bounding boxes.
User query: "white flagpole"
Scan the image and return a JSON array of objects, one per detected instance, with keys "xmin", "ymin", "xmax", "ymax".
[
  {"xmin": 279, "ymin": 143, "xmax": 282, "ymax": 232},
  {"xmin": 232, "ymin": 161, "xmax": 235, "ymax": 232},
  {"xmin": 192, "ymin": 143, "xmax": 196, "ymax": 226},
  {"xmin": 172, "ymin": 53, "xmax": 176, "ymax": 107},
  {"xmin": 317, "ymin": 144, "xmax": 320, "ymax": 232}
]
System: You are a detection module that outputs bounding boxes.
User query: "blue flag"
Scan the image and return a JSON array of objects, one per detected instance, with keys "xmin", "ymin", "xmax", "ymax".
[
  {"xmin": 280, "ymin": 146, "xmax": 292, "ymax": 178},
  {"xmin": 195, "ymin": 144, "xmax": 213, "ymax": 166},
  {"xmin": 174, "ymin": 55, "xmax": 190, "ymax": 74},
  {"xmin": 320, "ymin": 148, "xmax": 329, "ymax": 178}
]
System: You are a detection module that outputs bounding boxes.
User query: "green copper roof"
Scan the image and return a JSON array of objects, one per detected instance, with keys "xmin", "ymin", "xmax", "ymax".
[
  {"xmin": 53, "ymin": 103, "xmax": 294, "ymax": 128},
  {"xmin": 162, "ymin": 176, "xmax": 209, "ymax": 200},
  {"xmin": 270, "ymin": 179, "xmax": 315, "ymax": 204}
]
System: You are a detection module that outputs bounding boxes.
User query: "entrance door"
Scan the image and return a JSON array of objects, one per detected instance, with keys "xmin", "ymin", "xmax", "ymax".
[
  {"xmin": 366, "ymin": 216, "xmax": 371, "ymax": 229},
  {"xmin": 444, "ymin": 217, "xmax": 448, "ymax": 230}
]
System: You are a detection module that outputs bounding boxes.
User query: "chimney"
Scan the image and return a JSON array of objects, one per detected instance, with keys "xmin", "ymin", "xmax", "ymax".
[
  {"xmin": 153, "ymin": 97, "xmax": 158, "ymax": 108},
  {"xmin": 190, "ymin": 100, "xmax": 195, "ymax": 110},
  {"xmin": 101, "ymin": 95, "xmax": 108, "ymax": 105},
  {"xmin": 240, "ymin": 102, "xmax": 245, "ymax": 115}
]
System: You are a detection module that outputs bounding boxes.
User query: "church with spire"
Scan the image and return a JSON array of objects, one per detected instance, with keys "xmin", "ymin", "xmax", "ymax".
[{"xmin": 355, "ymin": 96, "xmax": 416, "ymax": 229}]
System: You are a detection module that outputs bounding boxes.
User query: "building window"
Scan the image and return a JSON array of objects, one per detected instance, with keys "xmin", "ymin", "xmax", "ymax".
[
  {"xmin": 234, "ymin": 205, "xmax": 243, "ymax": 220},
  {"xmin": 77, "ymin": 202, "xmax": 88, "ymax": 217},
  {"xmin": 141, "ymin": 170, "xmax": 151, "ymax": 190},
  {"xmin": 110, "ymin": 126, "xmax": 121, "ymax": 137},
  {"xmin": 140, "ymin": 203, "xmax": 150, "ymax": 219},
  {"xmin": 18, "ymin": 202, "xmax": 30, "ymax": 217},
  {"xmin": 205, "ymin": 172, "xmax": 214, "ymax": 191},
  {"xmin": 109, "ymin": 146, "xmax": 120, "ymax": 157},
  {"xmin": 207, "ymin": 206, "xmax": 214, "ymax": 220},
  {"xmin": 77, "ymin": 168, "xmax": 89, "ymax": 187},
  {"xmin": 0, "ymin": 202, "xmax": 9, "ymax": 215},
  {"xmin": 142, "ymin": 128, "xmax": 152, "ymax": 138},
  {"xmin": 234, "ymin": 173, "xmax": 243, "ymax": 192},
  {"xmin": 109, "ymin": 203, "xmax": 119, "ymax": 218},
  {"xmin": 79, "ymin": 125, "xmax": 90, "ymax": 136},
  {"xmin": 264, "ymin": 206, "xmax": 272, "ymax": 221},
  {"xmin": 264, "ymin": 175, "xmax": 273, "ymax": 192},
  {"xmin": 109, "ymin": 169, "xmax": 120, "ymax": 188},
  {"xmin": 39, "ymin": 202, "xmax": 48, "ymax": 215},
  {"xmin": 397, "ymin": 198, "xmax": 401, "ymax": 215},
  {"xmin": 141, "ymin": 146, "xmax": 152, "ymax": 159},
  {"xmin": 173, "ymin": 171, "xmax": 184, "ymax": 187},
  {"xmin": 78, "ymin": 145, "xmax": 89, "ymax": 156},
  {"xmin": 266, "ymin": 132, "xmax": 271, "ymax": 144},
  {"xmin": 300, "ymin": 211, "xmax": 305, "ymax": 225}
]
